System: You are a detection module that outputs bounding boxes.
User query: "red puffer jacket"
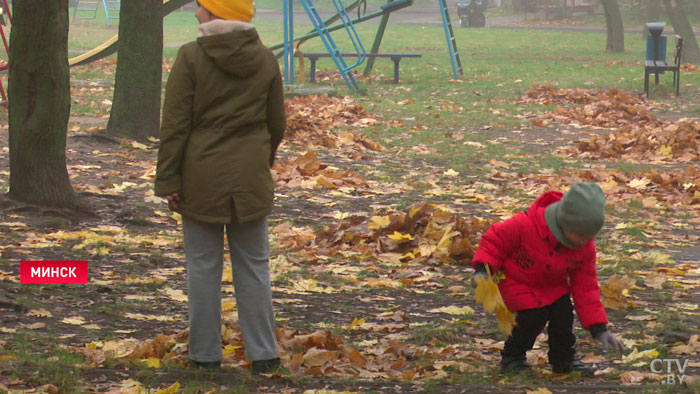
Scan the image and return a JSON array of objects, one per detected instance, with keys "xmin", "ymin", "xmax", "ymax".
[{"xmin": 472, "ymin": 191, "xmax": 608, "ymax": 330}]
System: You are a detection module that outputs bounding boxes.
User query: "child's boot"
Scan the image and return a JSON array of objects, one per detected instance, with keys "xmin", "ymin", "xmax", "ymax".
[
  {"xmin": 500, "ymin": 355, "xmax": 530, "ymax": 374},
  {"xmin": 551, "ymin": 360, "xmax": 594, "ymax": 376}
]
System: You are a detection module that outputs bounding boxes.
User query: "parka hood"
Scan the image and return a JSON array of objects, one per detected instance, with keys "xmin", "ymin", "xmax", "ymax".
[
  {"xmin": 196, "ymin": 19, "xmax": 263, "ymax": 78},
  {"xmin": 530, "ymin": 190, "xmax": 563, "ymax": 242}
]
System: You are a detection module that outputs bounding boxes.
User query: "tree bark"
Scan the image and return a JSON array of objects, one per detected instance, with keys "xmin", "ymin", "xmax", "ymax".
[
  {"xmin": 106, "ymin": 0, "xmax": 163, "ymax": 140},
  {"xmin": 662, "ymin": 0, "xmax": 700, "ymax": 64},
  {"xmin": 601, "ymin": 0, "xmax": 625, "ymax": 52},
  {"xmin": 8, "ymin": 0, "xmax": 78, "ymax": 208}
]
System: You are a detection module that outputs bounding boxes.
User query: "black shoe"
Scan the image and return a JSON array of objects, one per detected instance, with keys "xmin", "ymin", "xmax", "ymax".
[
  {"xmin": 251, "ymin": 357, "xmax": 281, "ymax": 375},
  {"xmin": 187, "ymin": 359, "xmax": 221, "ymax": 369},
  {"xmin": 500, "ymin": 356, "xmax": 530, "ymax": 374},
  {"xmin": 551, "ymin": 360, "xmax": 594, "ymax": 376}
]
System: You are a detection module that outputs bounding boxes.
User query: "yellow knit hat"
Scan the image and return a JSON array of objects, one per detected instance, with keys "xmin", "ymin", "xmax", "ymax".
[{"xmin": 198, "ymin": 0, "xmax": 254, "ymax": 22}]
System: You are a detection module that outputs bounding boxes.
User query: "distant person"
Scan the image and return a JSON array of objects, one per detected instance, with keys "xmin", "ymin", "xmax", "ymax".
[
  {"xmin": 155, "ymin": 0, "xmax": 286, "ymax": 374},
  {"xmin": 471, "ymin": 182, "xmax": 626, "ymax": 375}
]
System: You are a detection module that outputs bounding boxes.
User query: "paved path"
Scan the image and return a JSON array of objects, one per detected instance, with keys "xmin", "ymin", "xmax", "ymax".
[{"xmin": 254, "ymin": 6, "xmax": 654, "ymax": 35}]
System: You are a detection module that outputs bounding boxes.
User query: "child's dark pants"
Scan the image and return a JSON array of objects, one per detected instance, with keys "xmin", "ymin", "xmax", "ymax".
[{"xmin": 501, "ymin": 294, "xmax": 576, "ymax": 365}]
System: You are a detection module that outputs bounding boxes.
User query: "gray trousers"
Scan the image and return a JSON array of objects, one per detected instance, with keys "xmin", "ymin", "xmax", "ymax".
[{"xmin": 183, "ymin": 215, "xmax": 279, "ymax": 362}]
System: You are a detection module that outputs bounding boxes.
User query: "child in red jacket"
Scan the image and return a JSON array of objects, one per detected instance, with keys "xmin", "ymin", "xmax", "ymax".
[{"xmin": 471, "ymin": 182, "xmax": 625, "ymax": 375}]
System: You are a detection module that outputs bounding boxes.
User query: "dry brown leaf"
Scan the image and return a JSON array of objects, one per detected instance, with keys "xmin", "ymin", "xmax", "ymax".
[{"xmin": 600, "ymin": 275, "xmax": 635, "ymax": 310}]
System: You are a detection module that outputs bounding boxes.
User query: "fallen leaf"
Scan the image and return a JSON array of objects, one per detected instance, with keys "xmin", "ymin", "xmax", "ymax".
[
  {"xmin": 621, "ymin": 348, "xmax": 659, "ymax": 364},
  {"xmin": 526, "ymin": 388, "xmax": 553, "ymax": 394},
  {"xmin": 427, "ymin": 305, "xmax": 475, "ymax": 315},
  {"xmin": 62, "ymin": 317, "xmax": 86, "ymax": 326},
  {"xmin": 145, "ymin": 357, "xmax": 161, "ymax": 368},
  {"xmin": 303, "ymin": 347, "xmax": 334, "ymax": 367},
  {"xmin": 387, "ymin": 231, "xmax": 414, "ymax": 243},
  {"xmin": 155, "ymin": 381, "xmax": 180, "ymax": 394},
  {"xmin": 27, "ymin": 308, "xmax": 53, "ymax": 318},
  {"xmin": 601, "ymin": 275, "xmax": 635, "ymax": 310}
]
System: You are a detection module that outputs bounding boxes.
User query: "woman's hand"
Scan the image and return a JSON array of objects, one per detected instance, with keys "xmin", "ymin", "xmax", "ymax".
[{"xmin": 161, "ymin": 193, "xmax": 181, "ymax": 209}]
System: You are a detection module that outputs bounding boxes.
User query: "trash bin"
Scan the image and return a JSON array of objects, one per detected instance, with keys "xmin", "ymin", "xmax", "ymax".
[{"xmin": 645, "ymin": 22, "xmax": 667, "ymax": 63}]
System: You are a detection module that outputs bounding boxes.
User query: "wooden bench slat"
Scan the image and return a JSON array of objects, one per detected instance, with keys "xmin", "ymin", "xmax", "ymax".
[{"xmin": 302, "ymin": 53, "xmax": 422, "ymax": 84}]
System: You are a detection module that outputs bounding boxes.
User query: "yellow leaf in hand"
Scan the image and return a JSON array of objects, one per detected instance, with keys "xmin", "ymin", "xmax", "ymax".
[
  {"xmin": 474, "ymin": 275, "xmax": 500, "ymax": 313},
  {"xmin": 473, "ymin": 272, "xmax": 516, "ymax": 336},
  {"xmin": 497, "ymin": 305, "xmax": 517, "ymax": 336}
]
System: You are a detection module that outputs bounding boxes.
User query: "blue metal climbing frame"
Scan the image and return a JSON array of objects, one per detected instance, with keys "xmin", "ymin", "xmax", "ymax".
[
  {"xmin": 283, "ymin": 0, "xmax": 295, "ymax": 85},
  {"xmin": 73, "ymin": 0, "xmax": 120, "ymax": 27},
  {"xmin": 438, "ymin": 0, "xmax": 463, "ymax": 78},
  {"xmin": 284, "ymin": 0, "xmax": 366, "ymax": 91},
  {"xmin": 281, "ymin": 0, "xmax": 459, "ymax": 88}
]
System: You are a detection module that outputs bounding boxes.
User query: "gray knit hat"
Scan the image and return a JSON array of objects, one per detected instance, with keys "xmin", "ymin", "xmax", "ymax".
[{"xmin": 544, "ymin": 182, "xmax": 606, "ymax": 248}]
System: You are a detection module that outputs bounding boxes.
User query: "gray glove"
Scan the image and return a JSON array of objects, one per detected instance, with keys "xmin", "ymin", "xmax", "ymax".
[
  {"xmin": 471, "ymin": 263, "xmax": 490, "ymax": 288},
  {"xmin": 597, "ymin": 331, "xmax": 626, "ymax": 353}
]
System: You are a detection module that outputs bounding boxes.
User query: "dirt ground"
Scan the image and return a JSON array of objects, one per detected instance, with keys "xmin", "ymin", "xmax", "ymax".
[{"xmin": 1, "ymin": 85, "xmax": 699, "ymax": 393}]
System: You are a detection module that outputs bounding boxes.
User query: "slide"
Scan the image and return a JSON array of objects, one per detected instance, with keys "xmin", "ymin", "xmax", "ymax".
[{"xmin": 69, "ymin": 0, "xmax": 192, "ymax": 67}]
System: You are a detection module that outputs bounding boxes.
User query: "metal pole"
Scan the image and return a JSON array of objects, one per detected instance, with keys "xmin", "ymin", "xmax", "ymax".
[
  {"xmin": 363, "ymin": 1, "xmax": 391, "ymax": 76},
  {"xmin": 283, "ymin": 0, "xmax": 294, "ymax": 85}
]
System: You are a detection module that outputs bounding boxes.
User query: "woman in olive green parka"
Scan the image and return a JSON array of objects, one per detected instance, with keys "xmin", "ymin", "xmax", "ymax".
[
  {"xmin": 154, "ymin": 11, "xmax": 285, "ymax": 222},
  {"xmin": 155, "ymin": 0, "xmax": 285, "ymax": 374}
]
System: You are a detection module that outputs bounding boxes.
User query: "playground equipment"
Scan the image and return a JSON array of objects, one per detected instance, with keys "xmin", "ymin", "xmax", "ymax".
[
  {"xmin": 69, "ymin": 0, "xmax": 191, "ymax": 67},
  {"xmin": 73, "ymin": 0, "xmax": 121, "ymax": 27},
  {"xmin": 439, "ymin": 0, "xmax": 464, "ymax": 78},
  {"xmin": 0, "ymin": 0, "xmax": 10, "ymax": 103},
  {"xmin": 281, "ymin": 0, "xmax": 412, "ymax": 91},
  {"xmin": 280, "ymin": 0, "xmax": 463, "ymax": 91},
  {"xmin": 300, "ymin": 0, "xmax": 367, "ymax": 90},
  {"xmin": 0, "ymin": 0, "xmax": 465, "ymax": 102},
  {"xmin": 0, "ymin": 0, "xmax": 189, "ymax": 103}
]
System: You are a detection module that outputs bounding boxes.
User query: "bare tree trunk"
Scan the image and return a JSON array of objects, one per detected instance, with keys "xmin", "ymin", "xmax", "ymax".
[
  {"xmin": 106, "ymin": 0, "xmax": 163, "ymax": 140},
  {"xmin": 601, "ymin": 0, "xmax": 625, "ymax": 52},
  {"xmin": 8, "ymin": 0, "xmax": 78, "ymax": 209},
  {"xmin": 662, "ymin": 0, "xmax": 700, "ymax": 63}
]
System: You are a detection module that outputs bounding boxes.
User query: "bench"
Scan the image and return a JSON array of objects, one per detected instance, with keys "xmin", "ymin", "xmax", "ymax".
[
  {"xmin": 302, "ymin": 53, "xmax": 422, "ymax": 84},
  {"xmin": 644, "ymin": 35, "xmax": 683, "ymax": 97}
]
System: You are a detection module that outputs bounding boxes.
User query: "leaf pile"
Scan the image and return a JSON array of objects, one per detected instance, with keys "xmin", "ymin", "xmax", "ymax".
[
  {"xmin": 285, "ymin": 94, "xmax": 384, "ymax": 152},
  {"xmin": 275, "ymin": 202, "xmax": 493, "ymax": 266},
  {"xmin": 574, "ymin": 118, "xmax": 700, "ymax": 163},
  {"xmin": 272, "ymin": 151, "xmax": 369, "ymax": 192},
  {"xmin": 312, "ymin": 69, "xmax": 385, "ymax": 84},
  {"xmin": 680, "ymin": 63, "xmax": 699, "ymax": 72},
  {"xmin": 593, "ymin": 167, "xmax": 700, "ymax": 206},
  {"xmin": 518, "ymin": 84, "xmax": 700, "ymax": 162},
  {"xmin": 70, "ymin": 323, "xmax": 472, "ymax": 379}
]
